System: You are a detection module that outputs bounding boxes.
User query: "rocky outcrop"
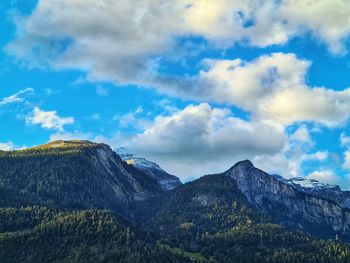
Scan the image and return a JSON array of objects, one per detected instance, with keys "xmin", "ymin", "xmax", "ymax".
[{"xmin": 225, "ymin": 160, "xmax": 350, "ymax": 239}]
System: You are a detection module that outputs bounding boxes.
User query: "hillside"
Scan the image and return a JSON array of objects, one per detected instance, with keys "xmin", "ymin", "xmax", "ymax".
[
  {"xmin": 139, "ymin": 174, "xmax": 350, "ymax": 263},
  {"xmin": 0, "ymin": 140, "xmax": 162, "ymax": 212},
  {"xmin": 0, "ymin": 206, "xmax": 190, "ymax": 263},
  {"xmin": 1, "ymin": 140, "xmax": 350, "ymax": 262}
]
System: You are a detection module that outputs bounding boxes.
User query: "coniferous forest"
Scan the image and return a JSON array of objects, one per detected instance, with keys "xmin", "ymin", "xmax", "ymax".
[{"xmin": 0, "ymin": 141, "xmax": 349, "ymax": 263}]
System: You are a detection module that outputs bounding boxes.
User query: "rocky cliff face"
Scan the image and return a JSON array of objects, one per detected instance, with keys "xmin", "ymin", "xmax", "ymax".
[
  {"xmin": 88, "ymin": 143, "xmax": 163, "ymax": 201},
  {"xmin": 117, "ymin": 147, "xmax": 182, "ymax": 191},
  {"xmin": 272, "ymin": 174, "xmax": 350, "ymax": 209},
  {"xmin": 225, "ymin": 160, "xmax": 350, "ymax": 239}
]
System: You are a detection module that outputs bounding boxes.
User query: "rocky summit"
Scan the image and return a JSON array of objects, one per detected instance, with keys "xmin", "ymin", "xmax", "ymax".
[{"xmin": 226, "ymin": 160, "xmax": 350, "ymax": 240}]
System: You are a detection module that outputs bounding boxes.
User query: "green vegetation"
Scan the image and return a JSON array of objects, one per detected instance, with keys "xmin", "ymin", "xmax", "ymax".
[
  {"xmin": 140, "ymin": 174, "xmax": 350, "ymax": 263},
  {"xmin": 0, "ymin": 140, "xmax": 100, "ymax": 157},
  {"xmin": 158, "ymin": 242, "xmax": 215, "ymax": 263},
  {"xmin": 0, "ymin": 207, "xmax": 190, "ymax": 263},
  {"xmin": 0, "ymin": 140, "xmax": 160, "ymax": 212},
  {"xmin": 1, "ymin": 141, "xmax": 350, "ymax": 262}
]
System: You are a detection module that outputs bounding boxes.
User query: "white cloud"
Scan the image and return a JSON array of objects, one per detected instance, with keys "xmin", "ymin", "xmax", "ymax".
[
  {"xmin": 305, "ymin": 170, "xmax": 350, "ymax": 191},
  {"xmin": 190, "ymin": 53, "xmax": 350, "ymax": 127},
  {"xmin": 0, "ymin": 141, "xmax": 15, "ymax": 151},
  {"xmin": 343, "ymin": 151, "xmax": 350, "ymax": 169},
  {"xmin": 252, "ymin": 128, "xmax": 328, "ymax": 178},
  {"xmin": 307, "ymin": 151, "xmax": 329, "ymax": 162},
  {"xmin": 290, "ymin": 125, "xmax": 313, "ymax": 144},
  {"xmin": 49, "ymin": 131, "xmax": 92, "ymax": 141},
  {"xmin": 110, "ymin": 103, "xmax": 286, "ymax": 180},
  {"xmin": 7, "ymin": 0, "xmax": 350, "ymax": 87},
  {"xmin": 340, "ymin": 132, "xmax": 350, "ymax": 147},
  {"xmin": 113, "ymin": 107, "xmax": 149, "ymax": 130},
  {"xmin": 7, "ymin": 2, "xmax": 350, "ymax": 129},
  {"xmin": 26, "ymin": 107, "xmax": 74, "ymax": 131},
  {"xmin": 307, "ymin": 170, "xmax": 341, "ymax": 185},
  {"xmin": 280, "ymin": 0, "xmax": 350, "ymax": 54},
  {"xmin": 157, "ymin": 99, "xmax": 179, "ymax": 114},
  {"xmin": 6, "ymin": 0, "xmax": 350, "ymax": 182},
  {"xmin": 253, "ymin": 153, "xmax": 300, "ymax": 178},
  {"xmin": 0, "ymin": 87, "xmax": 34, "ymax": 105}
]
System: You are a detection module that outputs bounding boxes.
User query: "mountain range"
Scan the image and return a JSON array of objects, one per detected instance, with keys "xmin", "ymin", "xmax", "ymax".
[{"xmin": 0, "ymin": 140, "xmax": 349, "ymax": 262}]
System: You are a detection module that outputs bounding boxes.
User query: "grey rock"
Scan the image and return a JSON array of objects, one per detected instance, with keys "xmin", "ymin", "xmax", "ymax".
[{"xmin": 224, "ymin": 160, "xmax": 350, "ymax": 239}]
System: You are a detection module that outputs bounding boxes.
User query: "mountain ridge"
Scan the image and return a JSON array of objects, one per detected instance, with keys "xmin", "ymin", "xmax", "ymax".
[
  {"xmin": 1, "ymin": 140, "xmax": 350, "ymax": 262},
  {"xmin": 225, "ymin": 160, "xmax": 350, "ymax": 240}
]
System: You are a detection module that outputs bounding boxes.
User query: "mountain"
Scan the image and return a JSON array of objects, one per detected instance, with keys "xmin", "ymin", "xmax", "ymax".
[
  {"xmin": 1, "ymin": 140, "xmax": 350, "ymax": 262},
  {"xmin": 117, "ymin": 147, "xmax": 182, "ymax": 191},
  {"xmin": 225, "ymin": 160, "xmax": 350, "ymax": 240},
  {"xmin": 0, "ymin": 140, "xmax": 164, "ymax": 211},
  {"xmin": 139, "ymin": 173, "xmax": 350, "ymax": 262}
]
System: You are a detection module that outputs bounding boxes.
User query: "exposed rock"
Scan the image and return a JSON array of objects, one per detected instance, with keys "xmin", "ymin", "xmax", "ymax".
[{"xmin": 225, "ymin": 160, "xmax": 350, "ymax": 239}]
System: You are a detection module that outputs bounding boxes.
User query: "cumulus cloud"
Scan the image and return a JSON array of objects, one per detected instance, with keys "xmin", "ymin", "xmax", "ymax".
[
  {"xmin": 26, "ymin": 107, "xmax": 74, "ymax": 131},
  {"xmin": 280, "ymin": 0, "xmax": 350, "ymax": 54},
  {"xmin": 7, "ymin": 2, "xmax": 350, "ymax": 128},
  {"xmin": 188, "ymin": 53, "xmax": 350, "ymax": 127},
  {"xmin": 0, "ymin": 87, "xmax": 34, "ymax": 106},
  {"xmin": 253, "ymin": 153, "xmax": 300, "ymax": 178},
  {"xmin": 7, "ymin": 0, "xmax": 350, "ymax": 86},
  {"xmin": 252, "ymin": 130, "xmax": 325, "ymax": 179},
  {"xmin": 109, "ymin": 103, "xmax": 287, "ymax": 179}
]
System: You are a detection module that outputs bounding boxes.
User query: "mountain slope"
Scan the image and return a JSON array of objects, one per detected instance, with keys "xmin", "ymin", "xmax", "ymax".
[
  {"xmin": 0, "ymin": 207, "xmax": 190, "ymax": 263},
  {"xmin": 1, "ymin": 140, "xmax": 350, "ymax": 262},
  {"xmin": 139, "ymin": 173, "xmax": 350, "ymax": 263},
  {"xmin": 225, "ymin": 160, "xmax": 350, "ymax": 240},
  {"xmin": 117, "ymin": 147, "xmax": 182, "ymax": 191},
  {"xmin": 0, "ymin": 140, "xmax": 163, "ymax": 211}
]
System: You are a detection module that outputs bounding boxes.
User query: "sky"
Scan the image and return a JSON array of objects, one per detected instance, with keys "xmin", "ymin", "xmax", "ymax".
[{"xmin": 1, "ymin": 0, "xmax": 350, "ymax": 188}]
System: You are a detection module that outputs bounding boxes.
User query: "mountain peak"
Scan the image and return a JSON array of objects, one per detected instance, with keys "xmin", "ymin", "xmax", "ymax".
[{"xmin": 231, "ymin": 160, "xmax": 255, "ymax": 170}]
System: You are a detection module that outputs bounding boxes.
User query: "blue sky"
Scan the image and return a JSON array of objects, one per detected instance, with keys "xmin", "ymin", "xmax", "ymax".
[{"xmin": 1, "ymin": 0, "xmax": 350, "ymax": 188}]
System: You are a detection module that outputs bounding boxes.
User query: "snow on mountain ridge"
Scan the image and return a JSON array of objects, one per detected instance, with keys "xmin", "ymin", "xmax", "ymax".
[
  {"xmin": 271, "ymin": 174, "xmax": 340, "ymax": 190},
  {"xmin": 117, "ymin": 147, "xmax": 163, "ymax": 171},
  {"xmin": 116, "ymin": 147, "xmax": 182, "ymax": 191}
]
